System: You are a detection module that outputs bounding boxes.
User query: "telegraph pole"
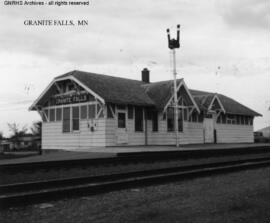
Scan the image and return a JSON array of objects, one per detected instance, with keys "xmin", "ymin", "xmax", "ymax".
[{"xmin": 167, "ymin": 25, "xmax": 180, "ymax": 147}]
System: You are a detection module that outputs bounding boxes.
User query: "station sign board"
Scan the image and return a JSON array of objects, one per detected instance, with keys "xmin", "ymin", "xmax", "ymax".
[{"xmin": 51, "ymin": 92, "xmax": 94, "ymax": 105}]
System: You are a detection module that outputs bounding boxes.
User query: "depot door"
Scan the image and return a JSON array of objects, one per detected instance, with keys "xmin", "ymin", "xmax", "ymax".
[
  {"xmin": 203, "ymin": 118, "xmax": 214, "ymax": 143},
  {"xmin": 116, "ymin": 112, "xmax": 128, "ymax": 144}
]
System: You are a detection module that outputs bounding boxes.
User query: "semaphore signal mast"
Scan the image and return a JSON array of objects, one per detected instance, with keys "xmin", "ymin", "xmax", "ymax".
[{"xmin": 167, "ymin": 24, "xmax": 180, "ymax": 147}]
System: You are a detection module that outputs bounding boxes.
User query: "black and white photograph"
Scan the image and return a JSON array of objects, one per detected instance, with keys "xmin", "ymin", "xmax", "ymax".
[{"xmin": 0, "ymin": 0, "xmax": 270, "ymax": 222}]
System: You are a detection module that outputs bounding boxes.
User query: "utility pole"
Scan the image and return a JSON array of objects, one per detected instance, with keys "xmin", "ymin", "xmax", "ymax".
[{"xmin": 167, "ymin": 24, "xmax": 180, "ymax": 147}]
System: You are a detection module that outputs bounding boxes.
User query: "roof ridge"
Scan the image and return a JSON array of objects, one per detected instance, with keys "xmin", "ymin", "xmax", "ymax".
[
  {"xmin": 66, "ymin": 70, "xmax": 146, "ymax": 84},
  {"xmin": 143, "ymin": 78, "xmax": 183, "ymax": 85}
]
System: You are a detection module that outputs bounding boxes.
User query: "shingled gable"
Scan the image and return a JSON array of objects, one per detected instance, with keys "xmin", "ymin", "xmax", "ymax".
[
  {"xmin": 142, "ymin": 79, "xmax": 200, "ymax": 112},
  {"xmin": 190, "ymin": 89, "xmax": 261, "ymax": 117}
]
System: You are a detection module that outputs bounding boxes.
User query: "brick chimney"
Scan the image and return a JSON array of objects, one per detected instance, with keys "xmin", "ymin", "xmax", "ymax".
[{"xmin": 141, "ymin": 68, "xmax": 150, "ymax": 83}]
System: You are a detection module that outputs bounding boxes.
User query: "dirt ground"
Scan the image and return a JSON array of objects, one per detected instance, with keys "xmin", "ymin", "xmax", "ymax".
[{"xmin": 1, "ymin": 167, "xmax": 270, "ymax": 223}]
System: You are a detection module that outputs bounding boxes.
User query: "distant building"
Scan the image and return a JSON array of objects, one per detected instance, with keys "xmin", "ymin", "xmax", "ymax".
[
  {"xmin": 257, "ymin": 126, "xmax": 270, "ymax": 138},
  {"xmin": 7, "ymin": 134, "xmax": 41, "ymax": 150},
  {"xmin": 0, "ymin": 139, "xmax": 12, "ymax": 152},
  {"xmin": 30, "ymin": 69, "xmax": 261, "ymax": 150}
]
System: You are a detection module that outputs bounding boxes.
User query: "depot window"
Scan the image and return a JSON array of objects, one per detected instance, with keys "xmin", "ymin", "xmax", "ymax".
[
  {"xmin": 63, "ymin": 107, "xmax": 70, "ymax": 132},
  {"xmin": 128, "ymin": 105, "xmax": 133, "ymax": 119},
  {"xmin": 56, "ymin": 108, "xmax": 62, "ymax": 121},
  {"xmin": 135, "ymin": 107, "xmax": 143, "ymax": 132},
  {"xmin": 72, "ymin": 106, "xmax": 80, "ymax": 131},
  {"xmin": 118, "ymin": 113, "xmax": 126, "ymax": 128},
  {"xmin": 88, "ymin": 104, "xmax": 96, "ymax": 119},
  {"xmin": 191, "ymin": 111, "xmax": 198, "ymax": 122},
  {"xmin": 167, "ymin": 107, "xmax": 174, "ymax": 131},
  {"xmin": 152, "ymin": 111, "xmax": 158, "ymax": 132},
  {"xmin": 49, "ymin": 108, "xmax": 55, "ymax": 122},
  {"xmin": 178, "ymin": 109, "xmax": 183, "ymax": 132},
  {"xmin": 80, "ymin": 105, "xmax": 87, "ymax": 120},
  {"xmin": 198, "ymin": 112, "xmax": 204, "ymax": 123},
  {"xmin": 167, "ymin": 107, "xmax": 183, "ymax": 132}
]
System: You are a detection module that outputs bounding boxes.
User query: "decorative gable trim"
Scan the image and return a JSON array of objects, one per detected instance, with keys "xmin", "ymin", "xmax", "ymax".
[
  {"xmin": 208, "ymin": 94, "xmax": 225, "ymax": 113},
  {"xmin": 29, "ymin": 75, "xmax": 105, "ymax": 111},
  {"xmin": 163, "ymin": 79, "xmax": 200, "ymax": 113}
]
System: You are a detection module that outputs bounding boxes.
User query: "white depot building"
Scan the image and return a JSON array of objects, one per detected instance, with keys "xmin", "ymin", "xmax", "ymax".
[{"xmin": 30, "ymin": 69, "xmax": 261, "ymax": 150}]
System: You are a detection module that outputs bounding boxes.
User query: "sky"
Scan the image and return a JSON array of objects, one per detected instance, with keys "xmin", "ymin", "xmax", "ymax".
[{"xmin": 0, "ymin": 0, "xmax": 270, "ymax": 136}]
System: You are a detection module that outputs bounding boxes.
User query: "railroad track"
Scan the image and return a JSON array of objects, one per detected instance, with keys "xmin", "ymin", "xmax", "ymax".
[{"xmin": 1, "ymin": 156, "xmax": 270, "ymax": 209}]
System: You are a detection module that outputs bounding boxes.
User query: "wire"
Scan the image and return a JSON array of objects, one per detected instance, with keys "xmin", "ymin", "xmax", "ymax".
[
  {"xmin": 0, "ymin": 99, "xmax": 33, "ymax": 107},
  {"xmin": 0, "ymin": 106, "xmax": 29, "ymax": 112}
]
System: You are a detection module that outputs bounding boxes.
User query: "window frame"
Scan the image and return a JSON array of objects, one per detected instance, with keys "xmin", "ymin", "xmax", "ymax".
[
  {"xmin": 63, "ymin": 107, "xmax": 71, "ymax": 133},
  {"xmin": 49, "ymin": 108, "xmax": 55, "ymax": 122},
  {"xmin": 117, "ymin": 112, "xmax": 126, "ymax": 128},
  {"xmin": 88, "ymin": 104, "xmax": 96, "ymax": 119},
  {"xmin": 152, "ymin": 110, "xmax": 158, "ymax": 132},
  {"xmin": 80, "ymin": 105, "xmax": 87, "ymax": 120},
  {"xmin": 72, "ymin": 106, "xmax": 80, "ymax": 131},
  {"xmin": 56, "ymin": 108, "xmax": 62, "ymax": 121},
  {"xmin": 167, "ymin": 107, "xmax": 174, "ymax": 132},
  {"xmin": 128, "ymin": 105, "xmax": 133, "ymax": 119},
  {"xmin": 134, "ymin": 106, "xmax": 143, "ymax": 132},
  {"xmin": 178, "ymin": 109, "xmax": 183, "ymax": 132}
]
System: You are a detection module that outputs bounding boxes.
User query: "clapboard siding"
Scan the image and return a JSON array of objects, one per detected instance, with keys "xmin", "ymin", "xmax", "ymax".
[
  {"xmin": 105, "ymin": 119, "xmax": 117, "ymax": 146},
  {"xmin": 105, "ymin": 119, "xmax": 146, "ymax": 146},
  {"xmin": 42, "ymin": 119, "xmax": 106, "ymax": 150},
  {"xmin": 105, "ymin": 112, "xmax": 205, "ymax": 146},
  {"xmin": 43, "ymin": 113, "xmax": 255, "ymax": 149},
  {"xmin": 147, "ymin": 118, "xmax": 204, "ymax": 145},
  {"xmin": 216, "ymin": 124, "xmax": 254, "ymax": 143},
  {"xmin": 182, "ymin": 122, "xmax": 204, "ymax": 144},
  {"xmin": 126, "ymin": 119, "xmax": 145, "ymax": 145}
]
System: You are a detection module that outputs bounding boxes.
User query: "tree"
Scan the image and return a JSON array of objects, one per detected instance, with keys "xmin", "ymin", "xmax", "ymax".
[
  {"xmin": 7, "ymin": 123, "xmax": 28, "ymax": 150},
  {"xmin": 0, "ymin": 131, "xmax": 3, "ymax": 140},
  {"xmin": 31, "ymin": 121, "xmax": 42, "ymax": 136},
  {"xmin": 7, "ymin": 123, "xmax": 28, "ymax": 138}
]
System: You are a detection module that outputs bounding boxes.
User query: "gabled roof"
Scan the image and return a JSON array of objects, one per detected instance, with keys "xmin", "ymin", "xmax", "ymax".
[
  {"xmin": 142, "ymin": 79, "xmax": 182, "ymax": 110},
  {"xmin": 30, "ymin": 70, "xmax": 262, "ymax": 117},
  {"xmin": 190, "ymin": 89, "xmax": 261, "ymax": 117},
  {"xmin": 56, "ymin": 70, "xmax": 155, "ymax": 107}
]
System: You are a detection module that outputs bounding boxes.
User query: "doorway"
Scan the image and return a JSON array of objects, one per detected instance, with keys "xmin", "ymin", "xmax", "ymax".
[
  {"xmin": 203, "ymin": 117, "xmax": 214, "ymax": 143},
  {"xmin": 116, "ymin": 112, "xmax": 128, "ymax": 144}
]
